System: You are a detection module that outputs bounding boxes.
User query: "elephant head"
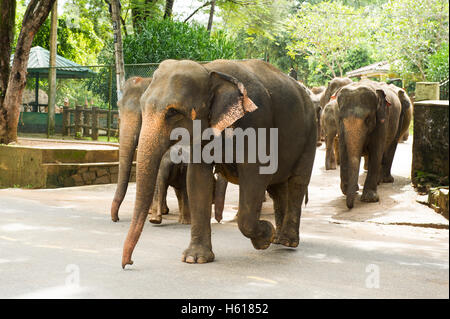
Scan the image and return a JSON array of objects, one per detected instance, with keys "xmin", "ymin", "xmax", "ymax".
[
  {"xmin": 320, "ymin": 77, "xmax": 353, "ymax": 108},
  {"xmin": 121, "ymin": 60, "xmax": 258, "ymax": 268},
  {"xmin": 111, "ymin": 76, "xmax": 152, "ymax": 222},
  {"xmin": 337, "ymin": 82, "xmax": 392, "ymax": 208}
]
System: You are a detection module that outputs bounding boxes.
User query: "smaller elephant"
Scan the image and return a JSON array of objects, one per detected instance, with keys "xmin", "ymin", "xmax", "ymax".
[
  {"xmin": 337, "ymin": 79, "xmax": 412, "ymax": 208},
  {"xmin": 302, "ymin": 83, "xmax": 324, "ymax": 146},
  {"xmin": 149, "ymin": 145, "xmax": 228, "ymax": 225},
  {"xmin": 321, "ymin": 99, "xmax": 340, "ymax": 170}
]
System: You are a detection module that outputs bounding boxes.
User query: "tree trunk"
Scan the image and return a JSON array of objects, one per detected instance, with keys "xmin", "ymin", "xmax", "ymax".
[
  {"xmin": 0, "ymin": 0, "xmax": 16, "ymax": 142},
  {"xmin": 47, "ymin": 0, "xmax": 58, "ymax": 137},
  {"xmin": 110, "ymin": 0, "xmax": 125, "ymax": 101},
  {"xmin": 163, "ymin": 0, "xmax": 174, "ymax": 19},
  {"xmin": 0, "ymin": 0, "xmax": 56, "ymax": 144},
  {"xmin": 207, "ymin": 0, "xmax": 215, "ymax": 32}
]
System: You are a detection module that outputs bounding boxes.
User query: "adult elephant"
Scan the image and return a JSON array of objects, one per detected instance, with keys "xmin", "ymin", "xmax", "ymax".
[
  {"xmin": 110, "ymin": 76, "xmax": 227, "ymax": 224},
  {"xmin": 121, "ymin": 59, "xmax": 317, "ymax": 268},
  {"xmin": 337, "ymin": 79, "xmax": 411, "ymax": 208}
]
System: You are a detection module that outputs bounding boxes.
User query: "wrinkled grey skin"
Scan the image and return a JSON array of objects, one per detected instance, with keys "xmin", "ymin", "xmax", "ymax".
[
  {"xmin": 110, "ymin": 76, "xmax": 227, "ymax": 224},
  {"xmin": 321, "ymin": 99, "xmax": 340, "ymax": 170},
  {"xmin": 121, "ymin": 59, "xmax": 317, "ymax": 268},
  {"xmin": 337, "ymin": 79, "xmax": 411, "ymax": 209}
]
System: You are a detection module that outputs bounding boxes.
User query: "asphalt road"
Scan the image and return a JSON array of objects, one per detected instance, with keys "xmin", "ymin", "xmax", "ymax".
[{"xmin": 0, "ymin": 138, "xmax": 448, "ymax": 298}]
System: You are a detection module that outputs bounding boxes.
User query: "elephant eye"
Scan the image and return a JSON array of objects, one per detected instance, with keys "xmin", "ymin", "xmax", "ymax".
[{"xmin": 165, "ymin": 107, "xmax": 184, "ymax": 121}]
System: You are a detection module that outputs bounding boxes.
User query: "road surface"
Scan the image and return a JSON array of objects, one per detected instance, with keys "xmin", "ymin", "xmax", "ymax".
[{"xmin": 0, "ymin": 138, "xmax": 448, "ymax": 298}]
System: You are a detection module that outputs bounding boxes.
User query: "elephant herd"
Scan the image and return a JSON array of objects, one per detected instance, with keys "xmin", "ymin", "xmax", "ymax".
[{"xmin": 109, "ymin": 59, "xmax": 411, "ymax": 268}]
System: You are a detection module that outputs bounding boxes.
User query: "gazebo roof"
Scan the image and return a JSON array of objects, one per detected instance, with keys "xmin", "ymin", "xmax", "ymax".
[
  {"xmin": 346, "ymin": 61, "xmax": 393, "ymax": 78},
  {"xmin": 10, "ymin": 46, "xmax": 94, "ymax": 79}
]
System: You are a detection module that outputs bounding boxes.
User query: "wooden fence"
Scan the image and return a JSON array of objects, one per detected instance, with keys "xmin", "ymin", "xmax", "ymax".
[{"xmin": 62, "ymin": 106, "xmax": 119, "ymax": 140}]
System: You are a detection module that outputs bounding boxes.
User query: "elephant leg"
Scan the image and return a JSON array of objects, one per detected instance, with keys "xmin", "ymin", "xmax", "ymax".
[
  {"xmin": 274, "ymin": 176, "xmax": 308, "ymax": 248},
  {"xmin": 213, "ymin": 175, "xmax": 228, "ymax": 223},
  {"xmin": 325, "ymin": 133, "xmax": 337, "ymax": 170},
  {"xmin": 237, "ymin": 166, "xmax": 274, "ymax": 250},
  {"xmin": 149, "ymin": 165, "xmax": 170, "ymax": 224},
  {"xmin": 381, "ymin": 141, "xmax": 398, "ymax": 183},
  {"xmin": 182, "ymin": 162, "xmax": 215, "ymax": 264},
  {"xmin": 175, "ymin": 187, "xmax": 191, "ymax": 224},
  {"xmin": 361, "ymin": 144, "xmax": 383, "ymax": 203},
  {"xmin": 276, "ymin": 132, "xmax": 315, "ymax": 247},
  {"xmin": 334, "ymin": 136, "xmax": 340, "ymax": 165},
  {"xmin": 267, "ymin": 182, "xmax": 288, "ymax": 243}
]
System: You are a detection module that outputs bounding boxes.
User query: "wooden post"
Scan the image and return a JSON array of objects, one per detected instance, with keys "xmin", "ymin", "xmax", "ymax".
[
  {"xmin": 92, "ymin": 106, "xmax": 99, "ymax": 140},
  {"xmin": 74, "ymin": 105, "xmax": 82, "ymax": 138},
  {"xmin": 108, "ymin": 66, "xmax": 113, "ymax": 141},
  {"xmin": 83, "ymin": 107, "xmax": 91, "ymax": 137},
  {"xmin": 47, "ymin": 0, "xmax": 57, "ymax": 137},
  {"xmin": 62, "ymin": 106, "xmax": 69, "ymax": 136}
]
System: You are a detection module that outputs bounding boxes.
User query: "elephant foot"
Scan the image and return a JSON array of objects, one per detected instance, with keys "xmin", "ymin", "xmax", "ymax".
[
  {"xmin": 272, "ymin": 228, "xmax": 299, "ymax": 248},
  {"xmin": 250, "ymin": 221, "xmax": 275, "ymax": 250},
  {"xmin": 111, "ymin": 200, "xmax": 120, "ymax": 222},
  {"xmin": 178, "ymin": 214, "xmax": 191, "ymax": 225},
  {"xmin": 361, "ymin": 189, "xmax": 379, "ymax": 202},
  {"xmin": 316, "ymin": 141, "xmax": 323, "ymax": 147},
  {"xmin": 346, "ymin": 192, "xmax": 357, "ymax": 209},
  {"xmin": 382, "ymin": 174, "xmax": 394, "ymax": 183},
  {"xmin": 182, "ymin": 244, "xmax": 215, "ymax": 264},
  {"xmin": 162, "ymin": 206, "xmax": 169, "ymax": 215},
  {"xmin": 149, "ymin": 213, "xmax": 162, "ymax": 224}
]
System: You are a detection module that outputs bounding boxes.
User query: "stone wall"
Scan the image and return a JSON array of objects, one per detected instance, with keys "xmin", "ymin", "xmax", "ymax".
[
  {"xmin": 412, "ymin": 100, "xmax": 449, "ymax": 189},
  {"xmin": 44, "ymin": 162, "xmax": 136, "ymax": 188}
]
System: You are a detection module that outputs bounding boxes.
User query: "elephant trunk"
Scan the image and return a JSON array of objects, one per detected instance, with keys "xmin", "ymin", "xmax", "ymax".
[
  {"xmin": 122, "ymin": 113, "xmax": 169, "ymax": 269},
  {"xmin": 111, "ymin": 110, "xmax": 142, "ymax": 222},
  {"xmin": 341, "ymin": 117, "xmax": 365, "ymax": 209}
]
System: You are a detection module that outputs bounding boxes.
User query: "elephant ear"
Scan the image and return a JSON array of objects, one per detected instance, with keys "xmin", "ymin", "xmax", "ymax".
[
  {"xmin": 208, "ymin": 71, "xmax": 258, "ymax": 133},
  {"xmin": 397, "ymin": 89, "xmax": 411, "ymax": 111},
  {"xmin": 375, "ymin": 88, "xmax": 392, "ymax": 124}
]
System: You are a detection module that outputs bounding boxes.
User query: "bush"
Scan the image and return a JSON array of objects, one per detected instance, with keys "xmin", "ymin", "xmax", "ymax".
[{"xmin": 426, "ymin": 42, "xmax": 449, "ymax": 82}]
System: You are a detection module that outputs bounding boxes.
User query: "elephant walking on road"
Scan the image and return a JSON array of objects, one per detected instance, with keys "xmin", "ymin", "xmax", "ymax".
[
  {"xmin": 121, "ymin": 59, "xmax": 317, "ymax": 268},
  {"xmin": 337, "ymin": 79, "xmax": 412, "ymax": 208}
]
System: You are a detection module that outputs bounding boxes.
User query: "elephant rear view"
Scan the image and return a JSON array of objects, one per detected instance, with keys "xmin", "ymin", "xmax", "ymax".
[{"xmin": 337, "ymin": 80, "xmax": 411, "ymax": 208}]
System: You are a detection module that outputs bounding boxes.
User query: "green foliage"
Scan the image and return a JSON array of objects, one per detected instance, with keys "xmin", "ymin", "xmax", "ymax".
[
  {"xmin": 121, "ymin": 18, "xmax": 242, "ymax": 63},
  {"xmin": 426, "ymin": 42, "xmax": 449, "ymax": 82},
  {"xmin": 287, "ymin": 2, "xmax": 372, "ymax": 81},
  {"xmin": 376, "ymin": 0, "xmax": 449, "ymax": 80}
]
